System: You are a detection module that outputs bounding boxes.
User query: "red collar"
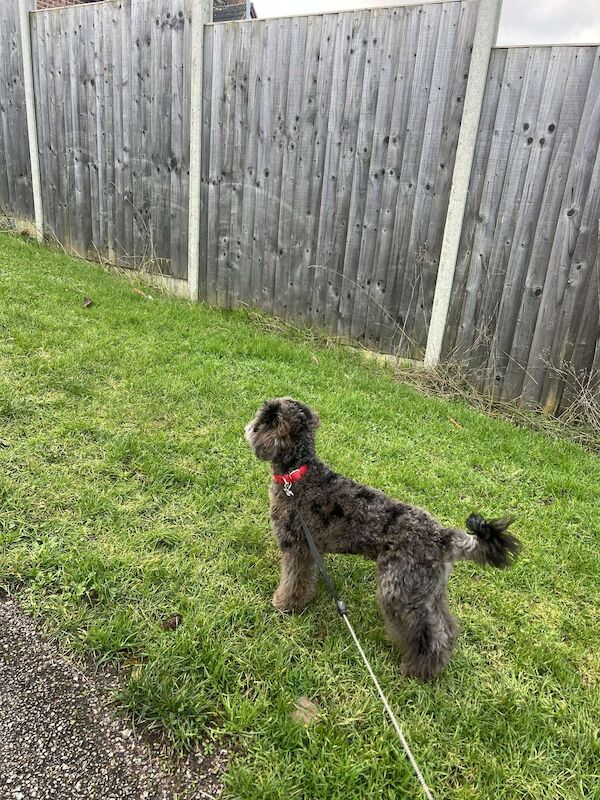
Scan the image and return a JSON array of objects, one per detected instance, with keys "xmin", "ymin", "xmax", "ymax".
[{"xmin": 273, "ymin": 464, "xmax": 309, "ymax": 489}]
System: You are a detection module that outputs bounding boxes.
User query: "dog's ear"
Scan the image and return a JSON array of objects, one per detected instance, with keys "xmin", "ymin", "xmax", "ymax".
[
  {"xmin": 260, "ymin": 399, "xmax": 293, "ymax": 438},
  {"xmin": 261, "ymin": 400, "xmax": 281, "ymax": 429}
]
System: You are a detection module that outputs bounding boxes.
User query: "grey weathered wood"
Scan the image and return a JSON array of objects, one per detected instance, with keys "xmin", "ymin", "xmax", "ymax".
[
  {"xmin": 447, "ymin": 45, "xmax": 600, "ymax": 410},
  {"xmin": 301, "ymin": 12, "xmax": 337, "ymax": 325},
  {"xmin": 0, "ymin": 1, "xmax": 34, "ymax": 222},
  {"xmin": 284, "ymin": 14, "xmax": 322, "ymax": 325},
  {"xmin": 24, "ymin": 0, "xmax": 191, "ymax": 277},
  {"xmin": 6, "ymin": 2, "xmax": 598, "ymax": 414},
  {"xmin": 456, "ymin": 48, "xmax": 546, "ymax": 376},
  {"xmin": 221, "ymin": 19, "xmax": 245, "ymax": 307},
  {"xmin": 227, "ymin": 18, "xmax": 252, "ymax": 309},
  {"xmin": 412, "ymin": 0, "xmax": 477, "ymax": 353},
  {"xmin": 501, "ymin": 47, "xmax": 596, "ymax": 400},
  {"xmin": 312, "ymin": 11, "xmax": 354, "ymax": 332},
  {"xmin": 199, "ymin": 10, "xmax": 213, "ymax": 294},
  {"xmin": 86, "ymin": 6, "xmax": 100, "ymax": 255},
  {"xmin": 394, "ymin": 1, "xmax": 456, "ymax": 353},
  {"xmin": 248, "ymin": 19, "xmax": 275, "ymax": 309},
  {"xmin": 130, "ymin": 0, "xmax": 145, "ymax": 262},
  {"xmin": 371, "ymin": 2, "xmax": 445, "ymax": 353},
  {"xmin": 50, "ymin": 9, "xmax": 68, "ymax": 245},
  {"xmin": 486, "ymin": 47, "xmax": 574, "ymax": 398},
  {"xmin": 187, "ymin": 0, "xmax": 211, "ymax": 296},
  {"xmin": 205, "ymin": 20, "xmax": 224, "ymax": 305},
  {"xmin": 338, "ymin": 10, "xmax": 392, "ymax": 342},
  {"xmin": 110, "ymin": 2, "xmax": 121, "ymax": 257},
  {"xmin": 33, "ymin": 11, "xmax": 51, "ymax": 238},
  {"xmin": 120, "ymin": 1, "xmax": 134, "ymax": 265},
  {"xmin": 538, "ymin": 75, "xmax": 600, "ymax": 412},
  {"xmin": 169, "ymin": 0, "xmax": 185, "ymax": 279},
  {"xmin": 273, "ymin": 16, "xmax": 307, "ymax": 319},
  {"xmin": 200, "ymin": 2, "xmax": 478, "ymax": 355},
  {"xmin": 261, "ymin": 17, "xmax": 293, "ymax": 316},
  {"xmin": 443, "ymin": 47, "xmax": 508, "ymax": 354},
  {"xmin": 106, "ymin": 1, "xmax": 119, "ymax": 262},
  {"xmin": 324, "ymin": 11, "xmax": 372, "ymax": 340},
  {"xmin": 356, "ymin": 4, "xmax": 420, "ymax": 345},
  {"xmin": 238, "ymin": 16, "xmax": 262, "ymax": 307}
]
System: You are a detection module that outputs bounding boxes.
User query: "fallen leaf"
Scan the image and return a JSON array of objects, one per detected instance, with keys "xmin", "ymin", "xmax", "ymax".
[
  {"xmin": 312, "ymin": 355, "xmax": 320, "ymax": 365},
  {"xmin": 133, "ymin": 288, "xmax": 146, "ymax": 297},
  {"xmin": 162, "ymin": 613, "xmax": 183, "ymax": 630},
  {"xmin": 82, "ymin": 296, "xmax": 93, "ymax": 309},
  {"xmin": 291, "ymin": 696, "xmax": 320, "ymax": 726},
  {"xmin": 447, "ymin": 416, "xmax": 463, "ymax": 429}
]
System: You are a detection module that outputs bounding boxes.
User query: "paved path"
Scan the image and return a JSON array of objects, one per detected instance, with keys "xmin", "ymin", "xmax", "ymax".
[{"xmin": 0, "ymin": 599, "xmax": 225, "ymax": 800}]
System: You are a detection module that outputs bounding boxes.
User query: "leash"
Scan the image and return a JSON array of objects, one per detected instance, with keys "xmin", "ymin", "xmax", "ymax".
[{"xmin": 280, "ymin": 480, "xmax": 435, "ymax": 800}]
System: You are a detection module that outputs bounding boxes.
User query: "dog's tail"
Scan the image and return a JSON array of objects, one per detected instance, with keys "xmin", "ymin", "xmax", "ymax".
[{"xmin": 451, "ymin": 514, "xmax": 520, "ymax": 568}]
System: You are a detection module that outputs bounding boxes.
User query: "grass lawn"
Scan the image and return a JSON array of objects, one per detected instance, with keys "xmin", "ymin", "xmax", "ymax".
[{"xmin": 1, "ymin": 234, "xmax": 599, "ymax": 800}]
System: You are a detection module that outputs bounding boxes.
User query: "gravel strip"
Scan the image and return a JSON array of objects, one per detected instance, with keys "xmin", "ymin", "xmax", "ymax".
[{"xmin": 0, "ymin": 599, "xmax": 227, "ymax": 800}]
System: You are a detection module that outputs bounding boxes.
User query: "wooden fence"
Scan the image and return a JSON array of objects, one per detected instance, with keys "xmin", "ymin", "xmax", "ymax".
[
  {"xmin": 0, "ymin": 0, "xmax": 598, "ymax": 413},
  {"xmin": 0, "ymin": 1, "xmax": 34, "ymax": 223}
]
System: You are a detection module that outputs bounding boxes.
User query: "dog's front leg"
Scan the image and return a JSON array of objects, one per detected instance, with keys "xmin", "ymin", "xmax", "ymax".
[{"xmin": 272, "ymin": 542, "xmax": 316, "ymax": 614}]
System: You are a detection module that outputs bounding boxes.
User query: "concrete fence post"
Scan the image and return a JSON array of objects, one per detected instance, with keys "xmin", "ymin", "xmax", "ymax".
[
  {"xmin": 423, "ymin": 0, "xmax": 503, "ymax": 367},
  {"xmin": 187, "ymin": 0, "xmax": 212, "ymax": 302},
  {"xmin": 18, "ymin": 0, "xmax": 44, "ymax": 242}
]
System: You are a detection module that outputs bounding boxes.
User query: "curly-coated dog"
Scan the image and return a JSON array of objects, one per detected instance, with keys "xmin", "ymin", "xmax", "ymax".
[{"xmin": 245, "ymin": 397, "xmax": 521, "ymax": 681}]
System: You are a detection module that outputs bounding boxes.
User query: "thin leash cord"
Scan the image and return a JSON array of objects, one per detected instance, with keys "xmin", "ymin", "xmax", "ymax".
[
  {"xmin": 290, "ymin": 496, "xmax": 435, "ymax": 800},
  {"xmin": 340, "ymin": 613, "xmax": 434, "ymax": 800}
]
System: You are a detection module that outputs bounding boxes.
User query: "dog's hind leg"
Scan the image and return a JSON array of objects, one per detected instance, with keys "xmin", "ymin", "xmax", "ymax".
[
  {"xmin": 377, "ymin": 560, "xmax": 454, "ymax": 681},
  {"xmin": 434, "ymin": 566, "xmax": 460, "ymax": 650},
  {"xmin": 272, "ymin": 545, "xmax": 316, "ymax": 613}
]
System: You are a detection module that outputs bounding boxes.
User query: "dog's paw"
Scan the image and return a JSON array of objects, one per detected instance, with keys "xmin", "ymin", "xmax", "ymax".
[
  {"xmin": 272, "ymin": 591, "xmax": 306, "ymax": 614},
  {"xmin": 400, "ymin": 661, "xmax": 418, "ymax": 679}
]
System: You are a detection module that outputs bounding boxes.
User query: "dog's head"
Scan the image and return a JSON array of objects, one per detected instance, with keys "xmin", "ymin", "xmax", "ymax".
[{"xmin": 244, "ymin": 397, "xmax": 320, "ymax": 466}]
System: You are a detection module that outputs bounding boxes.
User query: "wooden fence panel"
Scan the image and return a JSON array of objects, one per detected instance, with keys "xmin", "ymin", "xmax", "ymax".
[
  {"xmin": 201, "ymin": 2, "xmax": 479, "ymax": 356},
  {"xmin": 446, "ymin": 45, "xmax": 600, "ymax": 411},
  {"xmin": 29, "ymin": 0, "xmax": 192, "ymax": 279},
  {"xmin": 0, "ymin": 1, "xmax": 34, "ymax": 223}
]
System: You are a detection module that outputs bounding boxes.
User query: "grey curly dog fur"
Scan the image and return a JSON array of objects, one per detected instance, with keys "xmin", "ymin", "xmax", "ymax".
[{"xmin": 245, "ymin": 397, "xmax": 521, "ymax": 681}]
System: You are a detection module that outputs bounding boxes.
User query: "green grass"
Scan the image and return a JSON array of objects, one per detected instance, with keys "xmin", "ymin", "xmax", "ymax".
[{"xmin": 1, "ymin": 234, "xmax": 599, "ymax": 800}]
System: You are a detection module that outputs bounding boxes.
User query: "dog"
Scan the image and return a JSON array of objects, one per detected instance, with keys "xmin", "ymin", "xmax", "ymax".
[{"xmin": 245, "ymin": 397, "xmax": 521, "ymax": 681}]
